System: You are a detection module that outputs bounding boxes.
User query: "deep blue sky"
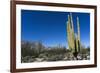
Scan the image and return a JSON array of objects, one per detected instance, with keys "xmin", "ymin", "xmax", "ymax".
[{"xmin": 21, "ymin": 10, "xmax": 90, "ymax": 48}]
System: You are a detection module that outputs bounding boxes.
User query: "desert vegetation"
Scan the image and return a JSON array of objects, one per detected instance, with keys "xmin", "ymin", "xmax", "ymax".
[{"xmin": 21, "ymin": 41, "xmax": 90, "ymax": 63}]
